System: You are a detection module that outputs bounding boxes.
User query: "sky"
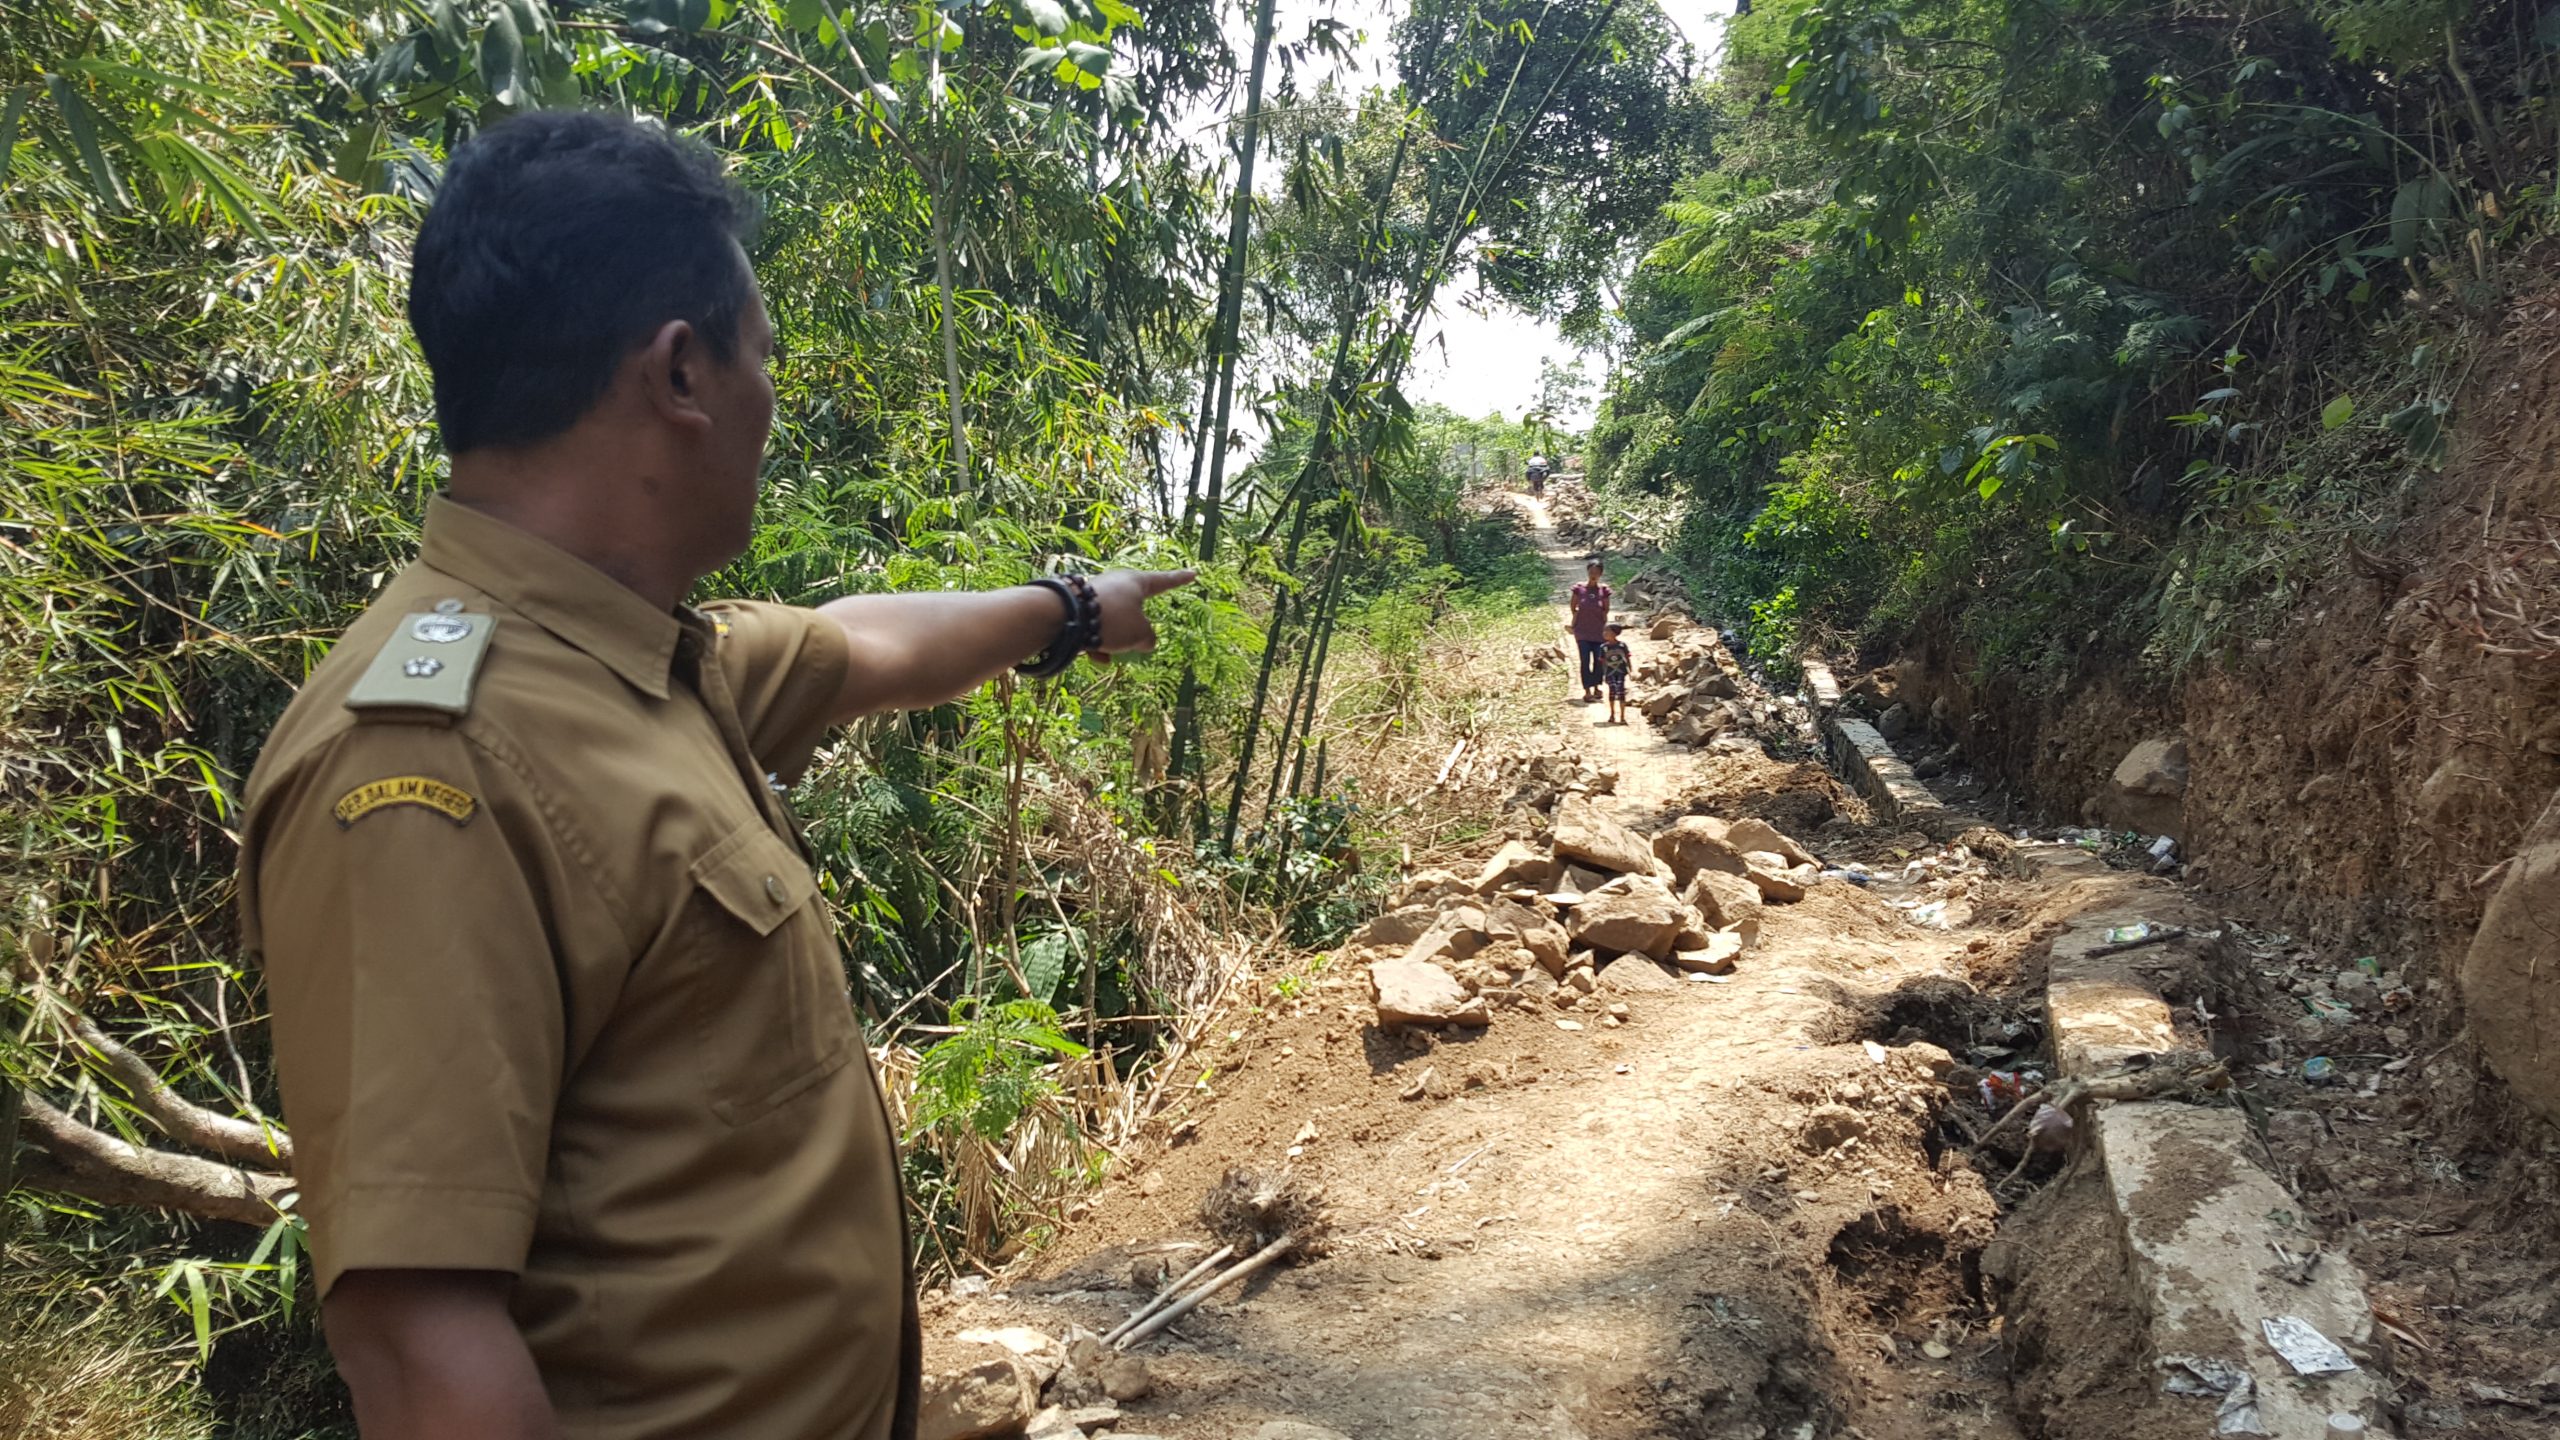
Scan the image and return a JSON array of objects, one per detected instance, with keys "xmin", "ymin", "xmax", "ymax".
[{"xmin": 1177, "ymin": 0, "xmax": 1731, "ymax": 443}]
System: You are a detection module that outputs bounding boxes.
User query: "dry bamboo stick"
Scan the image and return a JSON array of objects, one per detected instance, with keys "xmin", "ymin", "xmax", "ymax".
[
  {"xmin": 1102, "ymin": 1244, "xmax": 1235, "ymax": 1345},
  {"xmin": 1114, "ymin": 1233, "xmax": 1295, "ymax": 1350}
]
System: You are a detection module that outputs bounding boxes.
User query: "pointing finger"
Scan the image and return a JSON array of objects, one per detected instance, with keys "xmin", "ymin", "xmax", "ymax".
[{"xmin": 1136, "ymin": 569, "xmax": 1197, "ymax": 597}]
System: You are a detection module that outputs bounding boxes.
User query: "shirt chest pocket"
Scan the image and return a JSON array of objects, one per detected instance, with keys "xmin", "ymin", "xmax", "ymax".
[{"xmin": 677, "ymin": 820, "xmax": 859, "ymax": 1127}]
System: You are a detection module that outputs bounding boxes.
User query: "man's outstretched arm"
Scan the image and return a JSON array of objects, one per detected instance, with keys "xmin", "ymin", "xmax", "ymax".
[
  {"xmin": 817, "ymin": 570, "xmax": 1193, "ymax": 721},
  {"xmin": 325, "ymin": 1269, "xmax": 557, "ymax": 1440}
]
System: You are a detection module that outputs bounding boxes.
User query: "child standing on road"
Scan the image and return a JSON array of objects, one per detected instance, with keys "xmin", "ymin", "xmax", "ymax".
[{"xmin": 1602, "ymin": 622, "xmax": 1633, "ymax": 724}]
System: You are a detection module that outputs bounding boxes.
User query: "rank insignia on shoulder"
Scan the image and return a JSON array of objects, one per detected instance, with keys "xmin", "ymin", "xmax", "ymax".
[
  {"xmin": 333, "ymin": 775, "xmax": 477, "ymax": 828},
  {"xmin": 346, "ymin": 610, "xmax": 495, "ymax": 718}
]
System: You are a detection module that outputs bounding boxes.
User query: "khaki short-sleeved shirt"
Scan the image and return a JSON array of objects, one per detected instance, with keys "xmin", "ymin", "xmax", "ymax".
[{"xmin": 240, "ymin": 497, "xmax": 914, "ymax": 1440}]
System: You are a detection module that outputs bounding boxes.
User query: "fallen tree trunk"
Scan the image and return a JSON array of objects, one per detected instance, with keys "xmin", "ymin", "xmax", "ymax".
[{"xmin": 15, "ymin": 1094, "xmax": 293, "ymax": 1226}]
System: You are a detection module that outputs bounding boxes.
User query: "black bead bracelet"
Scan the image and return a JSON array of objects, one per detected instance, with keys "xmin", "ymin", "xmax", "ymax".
[{"xmin": 1017, "ymin": 574, "xmax": 1101, "ymax": 679}]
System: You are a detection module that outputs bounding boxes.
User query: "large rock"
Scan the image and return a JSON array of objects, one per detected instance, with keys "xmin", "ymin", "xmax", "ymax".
[
  {"xmin": 1652, "ymin": 816, "xmax": 1749, "ymax": 889},
  {"xmin": 1693, "ymin": 671, "xmax": 1740, "ymax": 700},
  {"xmin": 1551, "ymin": 794, "xmax": 1656, "ymax": 876},
  {"xmin": 1371, "ymin": 955, "xmax": 1474, "ymax": 1026},
  {"xmin": 1474, "ymin": 838, "xmax": 1557, "ymax": 892},
  {"xmin": 1683, "ymin": 869, "xmax": 1764, "ymax": 945},
  {"xmin": 918, "ymin": 1355, "xmax": 1036, "ymax": 1440},
  {"xmin": 2463, "ymin": 792, "xmax": 2560, "ymax": 1127},
  {"xmin": 2110, "ymin": 736, "xmax": 2189, "ymax": 839},
  {"xmin": 1724, "ymin": 817, "xmax": 1817, "ymax": 870},
  {"xmin": 2113, "ymin": 737, "xmax": 2189, "ymax": 795},
  {"xmin": 1876, "ymin": 702, "xmax": 1914, "ymax": 740},
  {"xmin": 1565, "ymin": 875, "xmax": 1684, "ymax": 959}
]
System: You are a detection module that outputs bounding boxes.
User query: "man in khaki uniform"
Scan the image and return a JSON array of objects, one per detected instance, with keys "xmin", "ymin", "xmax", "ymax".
[{"xmin": 239, "ymin": 112, "xmax": 1188, "ymax": 1440}]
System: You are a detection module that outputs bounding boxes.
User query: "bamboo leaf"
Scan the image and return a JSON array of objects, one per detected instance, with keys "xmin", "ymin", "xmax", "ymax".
[{"xmin": 46, "ymin": 77, "xmax": 132, "ymax": 209}]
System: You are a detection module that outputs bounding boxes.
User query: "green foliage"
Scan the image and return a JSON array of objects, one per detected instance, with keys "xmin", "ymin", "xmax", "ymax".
[
  {"xmin": 1591, "ymin": 0, "xmax": 2548, "ymax": 681},
  {"xmin": 908, "ymin": 997, "xmax": 1088, "ymax": 1144}
]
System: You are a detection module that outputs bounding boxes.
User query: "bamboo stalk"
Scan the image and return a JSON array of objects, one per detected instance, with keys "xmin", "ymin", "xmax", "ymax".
[
  {"xmin": 1101, "ymin": 1243, "xmax": 1235, "ymax": 1345},
  {"xmin": 1114, "ymin": 1233, "xmax": 1295, "ymax": 1350}
]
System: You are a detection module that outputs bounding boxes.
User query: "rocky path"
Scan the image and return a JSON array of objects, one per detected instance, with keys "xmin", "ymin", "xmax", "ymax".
[
  {"xmin": 1517, "ymin": 492, "xmax": 1705, "ymax": 828},
  {"xmin": 917, "ymin": 500, "xmax": 2048, "ymax": 1440}
]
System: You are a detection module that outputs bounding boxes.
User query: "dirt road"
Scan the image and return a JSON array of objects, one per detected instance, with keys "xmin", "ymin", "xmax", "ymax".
[{"xmin": 924, "ymin": 500, "xmax": 2046, "ymax": 1439}]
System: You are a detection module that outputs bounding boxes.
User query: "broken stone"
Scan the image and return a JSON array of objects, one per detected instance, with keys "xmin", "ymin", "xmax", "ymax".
[
  {"xmin": 1343, "ymin": 906, "xmax": 1436, "ymax": 955},
  {"xmin": 1096, "ymin": 1353, "xmax": 1153, "ymax": 1403},
  {"xmin": 1026, "ymin": 1406, "xmax": 1084, "ymax": 1440},
  {"xmin": 1694, "ymin": 671, "xmax": 1740, "ymax": 700},
  {"xmin": 1397, "ymin": 904, "xmax": 1490, "ymax": 969},
  {"xmin": 1651, "ymin": 815, "xmax": 1750, "ymax": 889},
  {"xmin": 1802, "ymin": 1103, "xmax": 1868, "ymax": 1151},
  {"xmin": 1741, "ymin": 855, "xmax": 1812, "ymax": 903},
  {"xmin": 1649, "ymin": 615, "xmax": 1679, "ymax": 640},
  {"xmin": 1724, "ymin": 816, "xmax": 1817, "ymax": 869},
  {"xmin": 1450, "ymin": 995, "xmax": 1492, "ymax": 1028},
  {"xmin": 1566, "ymin": 966, "xmax": 1597, "ymax": 994},
  {"xmin": 1370, "ymin": 956, "xmax": 1474, "ymax": 1027},
  {"xmin": 1672, "ymin": 931, "xmax": 1744, "ymax": 974},
  {"xmin": 1066, "ymin": 1407, "xmax": 1123, "ymax": 1433},
  {"xmin": 918, "ymin": 1356, "xmax": 1036, "ymax": 1440},
  {"xmin": 1876, "ymin": 702, "xmax": 1914, "ymax": 740},
  {"xmin": 1473, "ymin": 838, "xmax": 1558, "ymax": 893},
  {"xmin": 1565, "ymin": 874, "xmax": 1685, "ymax": 958},
  {"xmin": 1597, "ymin": 954, "xmax": 1682, "ymax": 994},
  {"xmin": 1682, "ymin": 869, "xmax": 1764, "ymax": 945},
  {"xmin": 1481, "ymin": 896, "xmax": 1570, "ymax": 975},
  {"xmin": 1392, "ymin": 868, "xmax": 1467, "ymax": 908},
  {"xmin": 954, "ymin": 1327, "xmax": 1065, "ymax": 1389},
  {"xmin": 1551, "ymin": 794, "xmax": 1659, "ymax": 876}
]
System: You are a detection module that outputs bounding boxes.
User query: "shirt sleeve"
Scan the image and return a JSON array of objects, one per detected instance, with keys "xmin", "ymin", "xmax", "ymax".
[
  {"xmin": 243, "ymin": 723, "xmax": 566, "ymax": 1296},
  {"xmin": 700, "ymin": 600, "xmax": 852, "ymax": 786}
]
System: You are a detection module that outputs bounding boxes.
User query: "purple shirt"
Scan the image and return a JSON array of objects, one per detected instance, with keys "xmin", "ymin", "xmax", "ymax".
[{"xmin": 1570, "ymin": 581, "xmax": 1612, "ymax": 642}]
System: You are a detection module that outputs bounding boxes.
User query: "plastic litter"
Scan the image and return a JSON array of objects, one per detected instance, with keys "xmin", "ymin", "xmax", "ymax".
[
  {"xmin": 2104, "ymin": 922, "xmax": 2156, "ymax": 944},
  {"xmin": 1819, "ymin": 867, "xmax": 1872, "ymax": 887},
  {"xmin": 2326, "ymin": 1413, "xmax": 2366, "ymax": 1438},
  {"xmin": 1978, "ymin": 1069, "xmax": 2042, "ymax": 1110},
  {"xmin": 2262, "ymin": 1315, "xmax": 2358, "ymax": 1376},
  {"xmin": 2303, "ymin": 996, "xmax": 2355, "ymax": 1023},
  {"xmin": 2301, "ymin": 1056, "xmax": 2339, "ymax": 1085},
  {"xmin": 1907, "ymin": 899, "xmax": 1950, "ymax": 929},
  {"xmin": 2148, "ymin": 834, "xmax": 2177, "ymax": 859},
  {"xmin": 2160, "ymin": 1354, "xmax": 2267, "ymax": 1436}
]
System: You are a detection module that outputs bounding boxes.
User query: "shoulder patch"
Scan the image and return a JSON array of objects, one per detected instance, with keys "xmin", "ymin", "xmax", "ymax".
[
  {"xmin": 345, "ymin": 610, "xmax": 496, "ymax": 718},
  {"xmin": 333, "ymin": 775, "xmax": 478, "ymax": 828}
]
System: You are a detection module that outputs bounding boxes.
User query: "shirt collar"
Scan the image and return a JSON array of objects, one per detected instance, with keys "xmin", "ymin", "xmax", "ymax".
[{"xmin": 418, "ymin": 495, "xmax": 681, "ymax": 700}]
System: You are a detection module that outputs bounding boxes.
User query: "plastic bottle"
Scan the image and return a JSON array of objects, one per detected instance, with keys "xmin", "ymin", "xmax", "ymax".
[{"xmin": 2325, "ymin": 1415, "xmax": 2365, "ymax": 1439}]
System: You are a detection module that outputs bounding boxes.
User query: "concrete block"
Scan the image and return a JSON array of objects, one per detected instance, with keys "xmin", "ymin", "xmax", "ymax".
[
  {"xmin": 1801, "ymin": 659, "xmax": 1843, "ymax": 710},
  {"xmin": 2095, "ymin": 1103, "xmax": 2388, "ymax": 1438},
  {"xmin": 1825, "ymin": 717, "xmax": 1942, "ymax": 821}
]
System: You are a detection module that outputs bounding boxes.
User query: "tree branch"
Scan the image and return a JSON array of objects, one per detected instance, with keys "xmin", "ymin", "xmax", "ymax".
[
  {"xmin": 13, "ymin": 1094, "xmax": 292, "ymax": 1227},
  {"xmin": 69, "ymin": 1010, "xmax": 293, "ymax": 1168}
]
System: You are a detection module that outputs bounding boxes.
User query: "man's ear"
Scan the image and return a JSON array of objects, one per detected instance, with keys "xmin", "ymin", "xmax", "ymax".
[{"xmin": 639, "ymin": 319, "xmax": 712, "ymax": 436}]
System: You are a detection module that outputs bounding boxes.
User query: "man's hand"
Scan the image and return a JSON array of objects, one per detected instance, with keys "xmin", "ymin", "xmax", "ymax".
[
  {"xmin": 820, "ymin": 569, "xmax": 1196, "ymax": 720},
  {"xmin": 324, "ymin": 1269, "xmax": 558, "ymax": 1440},
  {"xmin": 1081, "ymin": 568, "xmax": 1195, "ymax": 664}
]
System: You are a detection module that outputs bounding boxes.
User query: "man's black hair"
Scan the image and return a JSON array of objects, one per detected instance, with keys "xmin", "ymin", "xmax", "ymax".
[{"xmin": 409, "ymin": 111, "xmax": 758, "ymax": 454}]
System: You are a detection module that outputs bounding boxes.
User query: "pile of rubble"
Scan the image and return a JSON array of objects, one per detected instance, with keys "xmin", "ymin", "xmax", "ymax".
[
  {"xmin": 922, "ymin": 1323, "xmax": 1161, "ymax": 1440},
  {"xmin": 1351, "ymin": 794, "xmax": 1830, "ymax": 1030}
]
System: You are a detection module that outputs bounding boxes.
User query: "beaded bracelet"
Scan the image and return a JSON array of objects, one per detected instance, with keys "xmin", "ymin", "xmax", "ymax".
[{"xmin": 1017, "ymin": 574, "xmax": 1100, "ymax": 679}]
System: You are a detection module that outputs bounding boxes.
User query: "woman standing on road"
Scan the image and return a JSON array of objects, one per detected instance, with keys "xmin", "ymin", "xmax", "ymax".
[{"xmin": 1568, "ymin": 557, "xmax": 1612, "ymax": 703}]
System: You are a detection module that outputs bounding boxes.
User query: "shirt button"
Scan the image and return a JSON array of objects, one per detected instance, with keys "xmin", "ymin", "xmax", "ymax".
[{"xmin": 763, "ymin": 874, "xmax": 786, "ymax": 906}]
